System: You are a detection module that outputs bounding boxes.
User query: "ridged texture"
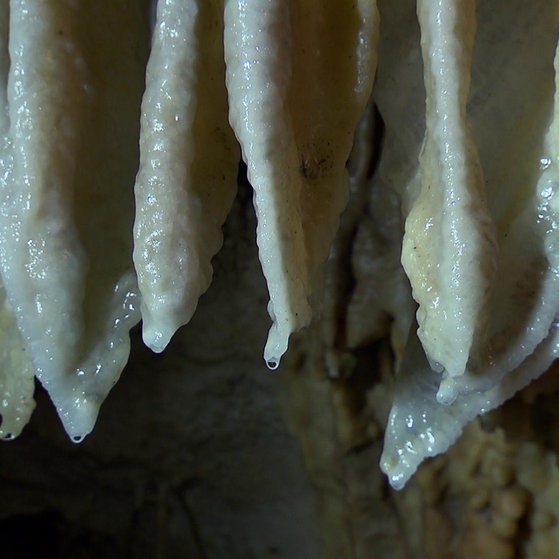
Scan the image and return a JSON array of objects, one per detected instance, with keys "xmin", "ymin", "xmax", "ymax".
[
  {"xmin": 379, "ymin": 0, "xmax": 559, "ymax": 488},
  {"xmin": 224, "ymin": 0, "xmax": 378, "ymax": 368},
  {"xmin": 0, "ymin": 1, "xmax": 148, "ymax": 440},
  {"xmin": 0, "ymin": 2, "xmax": 35, "ymax": 440},
  {"xmin": 1, "ymin": 0, "xmax": 558, "ymax": 499},
  {"xmin": 402, "ymin": 0, "xmax": 497, "ymax": 381},
  {"xmin": 134, "ymin": 0, "xmax": 239, "ymax": 353}
]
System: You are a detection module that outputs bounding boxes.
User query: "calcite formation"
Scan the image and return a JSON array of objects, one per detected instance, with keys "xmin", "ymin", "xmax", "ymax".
[{"xmin": 1, "ymin": 0, "xmax": 559, "ymax": 496}]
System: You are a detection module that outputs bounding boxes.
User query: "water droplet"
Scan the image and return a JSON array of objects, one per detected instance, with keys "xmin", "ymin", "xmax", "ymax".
[
  {"xmin": 541, "ymin": 183, "xmax": 555, "ymax": 200},
  {"xmin": 540, "ymin": 157, "xmax": 552, "ymax": 170}
]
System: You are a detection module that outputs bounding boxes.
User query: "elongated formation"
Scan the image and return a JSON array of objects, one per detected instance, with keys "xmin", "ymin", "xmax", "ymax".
[
  {"xmin": 134, "ymin": 0, "xmax": 239, "ymax": 353},
  {"xmin": 1, "ymin": 0, "xmax": 559, "ymax": 491},
  {"xmin": 374, "ymin": 0, "xmax": 559, "ymax": 488},
  {"xmin": 0, "ymin": 1, "xmax": 148, "ymax": 440},
  {"xmin": 402, "ymin": 0, "xmax": 497, "ymax": 382},
  {"xmin": 224, "ymin": 0, "xmax": 377, "ymax": 367},
  {"xmin": 0, "ymin": 0, "xmax": 378, "ymax": 440}
]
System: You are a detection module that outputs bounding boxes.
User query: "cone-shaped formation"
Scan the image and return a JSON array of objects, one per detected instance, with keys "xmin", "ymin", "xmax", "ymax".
[
  {"xmin": 0, "ymin": 1, "xmax": 148, "ymax": 440},
  {"xmin": 134, "ymin": 0, "xmax": 239, "ymax": 353},
  {"xmin": 371, "ymin": 0, "xmax": 559, "ymax": 488},
  {"xmin": 224, "ymin": 0, "xmax": 378, "ymax": 367},
  {"xmin": 1, "ymin": 0, "xmax": 559, "ymax": 495},
  {"xmin": 0, "ymin": 1, "xmax": 379, "ymax": 440}
]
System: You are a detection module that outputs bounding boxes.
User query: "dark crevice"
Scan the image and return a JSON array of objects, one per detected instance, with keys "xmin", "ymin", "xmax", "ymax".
[{"xmin": 327, "ymin": 102, "xmax": 386, "ymax": 358}]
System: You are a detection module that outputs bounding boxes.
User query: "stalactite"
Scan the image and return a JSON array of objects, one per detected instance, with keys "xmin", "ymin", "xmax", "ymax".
[{"xmin": 1, "ymin": 0, "xmax": 559, "ymax": 496}]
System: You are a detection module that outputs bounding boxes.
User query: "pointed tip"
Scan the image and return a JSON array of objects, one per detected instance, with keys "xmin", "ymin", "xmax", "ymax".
[
  {"xmin": 141, "ymin": 315, "xmax": 178, "ymax": 354},
  {"xmin": 380, "ymin": 448, "xmax": 416, "ymax": 491},
  {"xmin": 263, "ymin": 322, "xmax": 290, "ymax": 371},
  {"xmin": 436, "ymin": 376, "xmax": 460, "ymax": 405},
  {"xmin": 57, "ymin": 394, "xmax": 100, "ymax": 444},
  {"xmin": 142, "ymin": 328, "xmax": 171, "ymax": 354}
]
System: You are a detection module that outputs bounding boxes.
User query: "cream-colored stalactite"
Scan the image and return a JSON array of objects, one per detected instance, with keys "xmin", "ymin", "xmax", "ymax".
[
  {"xmin": 381, "ymin": 320, "xmax": 559, "ymax": 490},
  {"xmin": 224, "ymin": 0, "xmax": 378, "ymax": 368},
  {"xmin": 429, "ymin": 0, "xmax": 559, "ymax": 404},
  {"xmin": 0, "ymin": 1, "xmax": 89, "ymax": 434},
  {"xmin": 0, "ymin": 1, "xmax": 148, "ymax": 440},
  {"xmin": 134, "ymin": 0, "xmax": 239, "ymax": 353},
  {"xmin": 0, "ymin": 282, "xmax": 36, "ymax": 440},
  {"xmin": 0, "ymin": 2, "xmax": 35, "ymax": 440},
  {"xmin": 402, "ymin": 0, "xmax": 497, "ymax": 380},
  {"xmin": 380, "ymin": 0, "xmax": 559, "ymax": 488}
]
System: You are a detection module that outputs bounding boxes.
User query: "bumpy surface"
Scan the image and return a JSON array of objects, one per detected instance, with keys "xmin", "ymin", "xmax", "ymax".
[
  {"xmin": 0, "ymin": 0, "xmax": 378, "ymax": 441},
  {"xmin": 377, "ymin": 0, "xmax": 559, "ymax": 488},
  {"xmin": 0, "ymin": 1, "xmax": 148, "ymax": 440},
  {"xmin": 3, "ymin": 7, "xmax": 559, "ymax": 555}
]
